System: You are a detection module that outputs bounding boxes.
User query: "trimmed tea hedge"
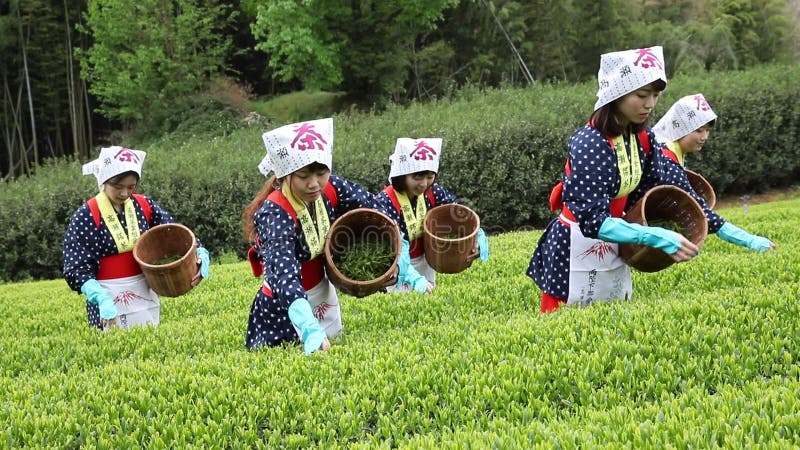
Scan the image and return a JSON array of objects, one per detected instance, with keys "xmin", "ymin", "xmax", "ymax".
[
  {"xmin": 0, "ymin": 200, "xmax": 798, "ymax": 447},
  {"xmin": 1, "ymin": 65, "xmax": 799, "ymax": 281}
]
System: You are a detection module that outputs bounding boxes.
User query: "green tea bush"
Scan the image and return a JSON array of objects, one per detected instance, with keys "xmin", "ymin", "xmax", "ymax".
[
  {"xmin": 247, "ymin": 90, "xmax": 349, "ymax": 124},
  {"xmin": 0, "ymin": 200, "xmax": 798, "ymax": 447},
  {"xmin": 1, "ymin": 65, "xmax": 798, "ymax": 281}
]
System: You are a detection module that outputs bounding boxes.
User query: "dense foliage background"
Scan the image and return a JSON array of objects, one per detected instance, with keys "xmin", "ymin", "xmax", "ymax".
[
  {"xmin": 1, "ymin": 64, "xmax": 799, "ymax": 282},
  {"xmin": 2, "ymin": 0, "xmax": 799, "ymax": 179},
  {"xmin": 1, "ymin": 0, "xmax": 799, "ymax": 281}
]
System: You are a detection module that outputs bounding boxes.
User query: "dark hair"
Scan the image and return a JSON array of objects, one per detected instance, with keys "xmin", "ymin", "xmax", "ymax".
[
  {"xmin": 590, "ymin": 79, "xmax": 667, "ymax": 136},
  {"xmin": 390, "ymin": 170, "xmax": 436, "ymax": 193},
  {"xmin": 103, "ymin": 170, "xmax": 140, "ymax": 185},
  {"xmin": 241, "ymin": 161, "xmax": 331, "ymax": 242},
  {"xmin": 106, "ymin": 171, "xmax": 140, "ymax": 184},
  {"xmin": 242, "ymin": 175, "xmax": 279, "ymax": 243},
  {"xmin": 301, "ymin": 162, "xmax": 329, "ymax": 173},
  {"xmin": 704, "ymin": 119, "xmax": 716, "ymax": 128}
]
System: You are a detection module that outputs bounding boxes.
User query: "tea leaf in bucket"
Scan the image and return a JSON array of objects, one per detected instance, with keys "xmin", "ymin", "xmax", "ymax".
[
  {"xmin": 648, "ymin": 219, "xmax": 686, "ymax": 236},
  {"xmin": 334, "ymin": 239, "xmax": 394, "ymax": 281},
  {"xmin": 154, "ymin": 254, "xmax": 183, "ymax": 265}
]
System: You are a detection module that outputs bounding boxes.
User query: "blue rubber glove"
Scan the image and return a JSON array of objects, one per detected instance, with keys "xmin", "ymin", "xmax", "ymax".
[
  {"xmin": 397, "ymin": 238, "xmax": 412, "ymax": 281},
  {"xmin": 287, "ymin": 298, "xmax": 327, "ymax": 355},
  {"xmin": 397, "ymin": 238, "xmax": 429, "ymax": 293},
  {"xmin": 196, "ymin": 247, "xmax": 210, "ymax": 279},
  {"xmin": 80, "ymin": 279, "xmax": 117, "ymax": 320},
  {"xmin": 717, "ymin": 222, "xmax": 773, "ymax": 252},
  {"xmin": 476, "ymin": 228, "xmax": 489, "ymax": 261},
  {"xmin": 598, "ymin": 217, "xmax": 682, "ymax": 254},
  {"xmin": 411, "ymin": 275, "xmax": 429, "ymax": 293}
]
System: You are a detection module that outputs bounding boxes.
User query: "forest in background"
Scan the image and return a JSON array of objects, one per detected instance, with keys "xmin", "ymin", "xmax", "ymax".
[{"xmin": 2, "ymin": 0, "xmax": 799, "ymax": 180}]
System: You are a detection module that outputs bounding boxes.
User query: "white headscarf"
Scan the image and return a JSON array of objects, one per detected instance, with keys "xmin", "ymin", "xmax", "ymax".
[
  {"xmin": 258, "ymin": 118, "xmax": 333, "ymax": 178},
  {"xmin": 82, "ymin": 146, "xmax": 146, "ymax": 189},
  {"xmin": 653, "ymin": 94, "xmax": 718, "ymax": 143},
  {"xmin": 595, "ymin": 46, "xmax": 668, "ymax": 111},
  {"xmin": 388, "ymin": 138, "xmax": 442, "ymax": 182}
]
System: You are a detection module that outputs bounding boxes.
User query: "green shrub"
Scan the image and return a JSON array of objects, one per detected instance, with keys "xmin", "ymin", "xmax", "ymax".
[
  {"xmin": 247, "ymin": 90, "xmax": 349, "ymax": 124},
  {"xmin": 0, "ymin": 200, "xmax": 798, "ymax": 446},
  {"xmin": 1, "ymin": 65, "xmax": 799, "ymax": 281},
  {"xmin": 133, "ymin": 94, "xmax": 246, "ymax": 144}
]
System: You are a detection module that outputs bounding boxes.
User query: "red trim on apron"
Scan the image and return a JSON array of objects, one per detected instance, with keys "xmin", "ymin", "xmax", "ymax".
[
  {"xmin": 382, "ymin": 185, "xmax": 436, "ymax": 258},
  {"xmin": 300, "ymin": 257, "xmax": 325, "ymax": 291},
  {"xmin": 97, "ymin": 252, "xmax": 142, "ymax": 280},
  {"xmin": 248, "ymin": 246, "xmax": 264, "ymax": 277},
  {"xmin": 541, "ymin": 292, "xmax": 566, "ymax": 313},
  {"xmin": 260, "ymin": 186, "xmax": 338, "ymax": 290},
  {"xmin": 661, "ymin": 148, "xmax": 680, "ymax": 164},
  {"xmin": 88, "ymin": 194, "xmax": 152, "ymax": 281}
]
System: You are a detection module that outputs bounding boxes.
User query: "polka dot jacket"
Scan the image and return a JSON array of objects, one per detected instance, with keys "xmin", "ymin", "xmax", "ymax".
[
  {"xmin": 62, "ymin": 195, "xmax": 181, "ymax": 329},
  {"xmin": 246, "ymin": 175, "xmax": 378, "ymax": 350},
  {"xmin": 374, "ymin": 183, "xmax": 458, "ymax": 242},
  {"xmin": 527, "ymin": 125, "xmax": 725, "ymax": 299},
  {"xmin": 62, "ymin": 195, "xmax": 176, "ymax": 292}
]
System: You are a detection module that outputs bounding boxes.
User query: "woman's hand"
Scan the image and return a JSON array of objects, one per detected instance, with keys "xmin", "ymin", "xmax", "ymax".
[
  {"xmin": 101, "ymin": 317, "xmax": 119, "ymax": 330},
  {"xmin": 191, "ymin": 259, "xmax": 203, "ymax": 286},
  {"xmin": 192, "ymin": 248, "xmax": 211, "ymax": 286},
  {"xmin": 669, "ymin": 233, "xmax": 700, "ymax": 263}
]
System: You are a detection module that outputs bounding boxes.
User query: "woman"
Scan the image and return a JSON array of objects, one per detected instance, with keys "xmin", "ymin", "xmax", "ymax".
[
  {"xmin": 529, "ymin": 46, "xmax": 722, "ymax": 313},
  {"xmin": 653, "ymin": 94, "xmax": 775, "ymax": 252},
  {"xmin": 375, "ymin": 138, "xmax": 488, "ymax": 293},
  {"xmin": 243, "ymin": 118, "xmax": 390, "ymax": 355},
  {"xmin": 63, "ymin": 146, "xmax": 210, "ymax": 330}
]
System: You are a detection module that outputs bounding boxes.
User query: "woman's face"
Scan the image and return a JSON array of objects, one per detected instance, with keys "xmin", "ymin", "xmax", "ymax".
[
  {"xmin": 103, "ymin": 174, "xmax": 139, "ymax": 208},
  {"xmin": 677, "ymin": 124, "xmax": 713, "ymax": 154},
  {"xmin": 290, "ymin": 165, "xmax": 331, "ymax": 203},
  {"xmin": 404, "ymin": 172, "xmax": 436, "ymax": 197},
  {"xmin": 616, "ymin": 85, "xmax": 661, "ymax": 127}
]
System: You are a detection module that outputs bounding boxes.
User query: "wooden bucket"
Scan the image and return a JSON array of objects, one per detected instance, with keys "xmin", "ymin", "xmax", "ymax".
[
  {"xmin": 423, "ymin": 204, "xmax": 480, "ymax": 274},
  {"xmin": 324, "ymin": 208, "xmax": 401, "ymax": 298},
  {"xmin": 619, "ymin": 185, "xmax": 707, "ymax": 272},
  {"xmin": 133, "ymin": 223, "xmax": 197, "ymax": 297},
  {"xmin": 685, "ymin": 169, "xmax": 716, "ymax": 209}
]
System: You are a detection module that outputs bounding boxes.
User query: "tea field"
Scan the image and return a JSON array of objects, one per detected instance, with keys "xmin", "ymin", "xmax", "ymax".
[{"xmin": 1, "ymin": 199, "xmax": 799, "ymax": 448}]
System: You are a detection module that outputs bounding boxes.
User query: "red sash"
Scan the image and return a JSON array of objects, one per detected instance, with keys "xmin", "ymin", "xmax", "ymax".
[
  {"xmin": 249, "ymin": 183, "xmax": 338, "ymax": 292},
  {"xmin": 382, "ymin": 186, "xmax": 436, "ymax": 258},
  {"xmin": 661, "ymin": 148, "xmax": 680, "ymax": 164},
  {"xmin": 550, "ymin": 128, "xmax": 651, "ymax": 224},
  {"xmin": 87, "ymin": 194, "xmax": 152, "ymax": 280}
]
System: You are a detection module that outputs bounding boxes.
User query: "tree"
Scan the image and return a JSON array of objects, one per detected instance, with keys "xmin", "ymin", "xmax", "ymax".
[
  {"xmin": 251, "ymin": 0, "xmax": 458, "ymax": 102},
  {"xmin": 1, "ymin": 0, "xmax": 92, "ymax": 180},
  {"xmin": 78, "ymin": 0, "xmax": 232, "ymax": 122}
]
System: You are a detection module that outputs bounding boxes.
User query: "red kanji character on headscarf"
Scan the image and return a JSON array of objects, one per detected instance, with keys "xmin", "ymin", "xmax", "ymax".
[
  {"xmin": 633, "ymin": 48, "xmax": 663, "ymax": 70},
  {"xmin": 409, "ymin": 140, "xmax": 437, "ymax": 161},
  {"xmin": 114, "ymin": 148, "xmax": 140, "ymax": 163},
  {"xmin": 694, "ymin": 95, "xmax": 710, "ymax": 111},
  {"xmin": 290, "ymin": 123, "xmax": 328, "ymax": 151}
]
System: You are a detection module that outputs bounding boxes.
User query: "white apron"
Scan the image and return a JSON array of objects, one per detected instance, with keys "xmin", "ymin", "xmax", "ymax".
[
  {"xmin": 99, "ymin": 274, "xmax": 160, "ymax": 330},
  {"xmin": 296, "ymin": 276, "xmax": 342, "ymax": 339},
  {"xmin": 563, "ymin": 214, "xmax": 633, "ymax": 307},
  {"xmin": 386, "ymin": 255, "xmax": 437, "ymax": 293}
]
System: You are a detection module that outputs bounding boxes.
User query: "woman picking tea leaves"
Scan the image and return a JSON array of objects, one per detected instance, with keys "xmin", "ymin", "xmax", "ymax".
[{"xmin": 63, "ymin": 147, "xmax": 210, "ymax": 330}]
